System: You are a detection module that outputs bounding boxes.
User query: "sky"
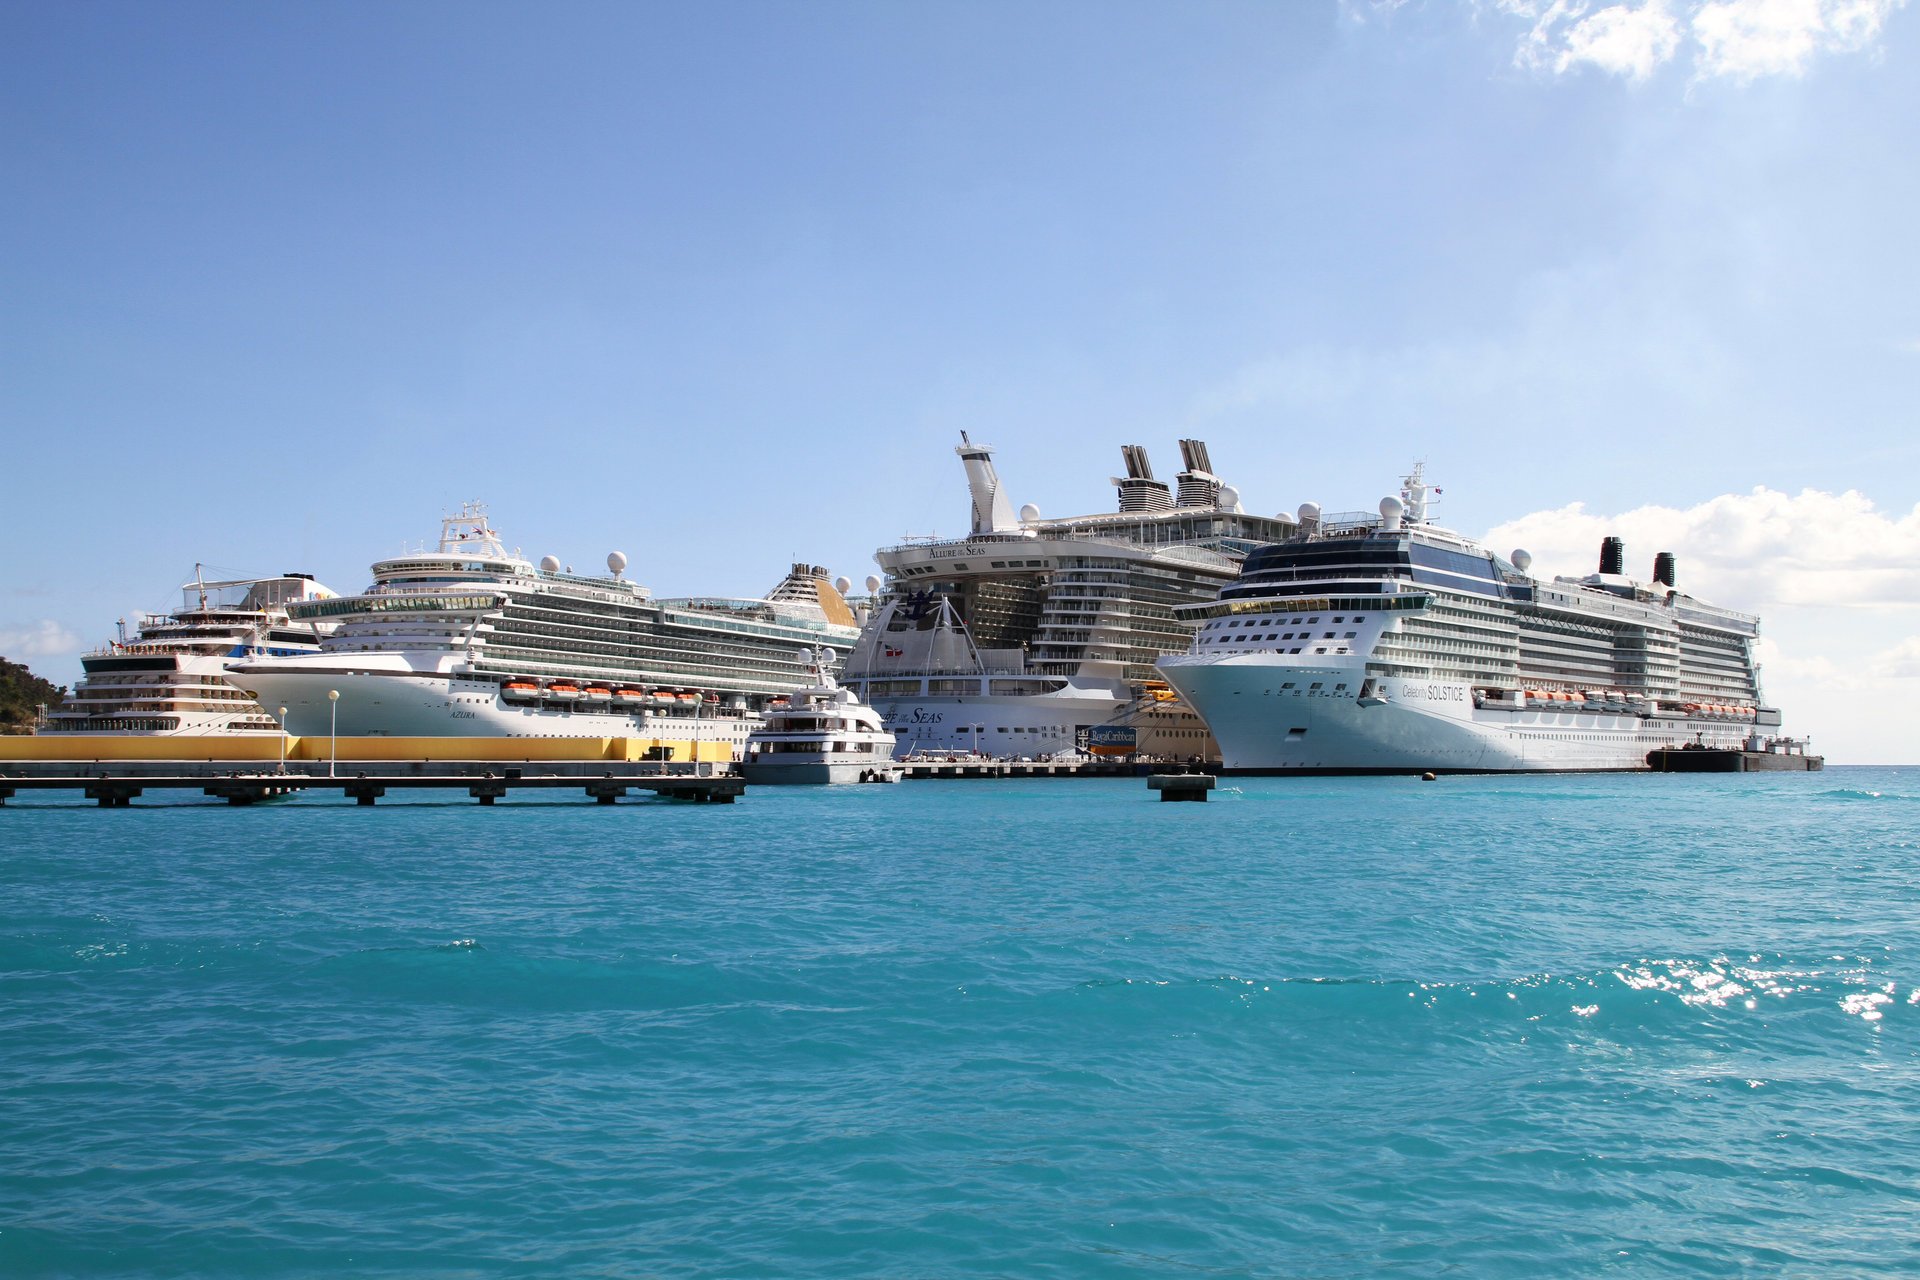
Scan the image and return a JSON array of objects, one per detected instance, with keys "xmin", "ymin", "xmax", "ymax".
[{"xmin": 2, "ymin": 0, "xmax": 1916, "ymax": 761}]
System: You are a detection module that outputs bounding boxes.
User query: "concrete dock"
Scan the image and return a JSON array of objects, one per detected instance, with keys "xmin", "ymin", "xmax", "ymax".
[{"xmin": 0, "ymin": 760, "xmax": 741, "ymax": 805}]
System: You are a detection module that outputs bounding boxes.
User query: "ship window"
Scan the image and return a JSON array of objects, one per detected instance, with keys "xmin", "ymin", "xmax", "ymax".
[{"xmin": 1344, "ymin": 631, "xmax": 1356, "ymax": 638}]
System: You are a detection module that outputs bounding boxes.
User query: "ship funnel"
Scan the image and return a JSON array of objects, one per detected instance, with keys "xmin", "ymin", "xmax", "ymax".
[
  {"xmin": 1599, "ymin": 536, "xmax": 1625, "ymax": 576},
  {"xmin": 1115, "ymin": 444, "xmax": 1173, "ymax": 513},
  {"xmin": 1174, "ymin": 438, "xmax": 1222, "ymax": 508},
  {"xmin": 1653, "ymin": 551, "xmax": 1676, "ymax": 588},
  {"xmin": 955, "ymin": 432, "xmax": 1018, "ymax": 535}
]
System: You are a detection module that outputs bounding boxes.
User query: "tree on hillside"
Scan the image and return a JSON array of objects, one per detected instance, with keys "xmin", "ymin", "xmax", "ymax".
[{"xmin": 0, "ymin": 658, "xmax": 67, "ymax": 733}]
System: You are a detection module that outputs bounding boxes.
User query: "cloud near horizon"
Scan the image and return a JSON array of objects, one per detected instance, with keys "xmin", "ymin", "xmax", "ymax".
[
  {"xmin": 0, "ymin": 620, "xmax": 82, "ymax": 662},
  {"xmin": 1489, "ymin": 0, "xmax": 1908, "ymax": 82},
  {"xmin": 1484, "ymin": 485, "xmax": 1920, "ymax": 613}
]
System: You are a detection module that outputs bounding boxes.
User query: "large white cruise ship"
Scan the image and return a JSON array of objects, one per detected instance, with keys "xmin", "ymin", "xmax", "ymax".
[
  {"xmin": 41, "ymin": 570, "xmax": 337, "ymax": 735},
  {"xmin": 228, "ymin": 504, "xmax": 861, "ymax": 759},
  {"xmin": 1157, "ymin": 467, "xmax": 1786, "ymax": 774},
  {"xmin": 840, "ymin": 436, "xmax": 1297, "ymax": 759}
]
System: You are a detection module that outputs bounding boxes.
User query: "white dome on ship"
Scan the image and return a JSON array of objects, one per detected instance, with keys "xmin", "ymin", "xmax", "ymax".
[
  {"xmin": 1511, "ymin": 549, "xmax": 1533, "ymax": 572},
  {"xmin": 834, "ymin": 576, "xmax": 852, "ymax": 593},
  {"xmin": 607, "ymin": 551, "xmax": 628, "ymax": 576},
  {"xmin": 1019, "ymin": 503, "xmax": 1040, "ymax": 522},
  {"xmin": 1379, "ymin": 495, "xmax": 1404, "ymax": 519},
  {"xmin": 1297, "ymin": 502, "xmax": 1321, "ymax": 524},
  {"xmin": 539, "ymin": 555, "xmax": 561, "ymax": 573},
  {"xmin": 1217, "ymin": 485, "xmax": 1240, "ymax": 510},
  {"xmin": 865, "ymin": 575, "xmax": 882, "ymax": 594}
]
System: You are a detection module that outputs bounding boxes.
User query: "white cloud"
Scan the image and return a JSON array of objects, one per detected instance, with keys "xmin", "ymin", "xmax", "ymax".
[
  {"xmin": 1489, "ymin": 0, "xmax": 1907, "ymax": 81},
  {"xmin": 1484, "ymin": 486, "xmax": 1920, "ymax": 609},
  {"xmin": 0, "ymin": 620, "xmax": 82, "ymax": 660},
  {"xmin": 1488, "ymin": 489, "xmax": 1920, "ymax": 760}
]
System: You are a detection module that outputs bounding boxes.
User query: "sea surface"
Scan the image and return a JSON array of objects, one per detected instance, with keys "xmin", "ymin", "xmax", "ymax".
[{"xmin": 3, "ymin": 768, "xmax": 1918, "ymax": 1277}]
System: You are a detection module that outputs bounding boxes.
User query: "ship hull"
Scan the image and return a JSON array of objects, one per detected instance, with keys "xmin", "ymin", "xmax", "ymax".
[
  {"xmin": 866, "ymin": 688, "xmax": 1210, "ymax": 760},
  {"xmin": 232, "ymin": 665, "xmax": 755, "ymax": 753},
  {"xmin": 1158, "ymin": 657, "xmax": 1755, "ymax": 774}
]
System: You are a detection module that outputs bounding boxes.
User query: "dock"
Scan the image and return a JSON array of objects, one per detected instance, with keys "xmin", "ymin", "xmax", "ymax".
[
  {"xmin": 896, "ymin": 758, "xmax": 1198, "ymax": 780},
  {"xmin": 0, "ymin": 760, "xmax": 741, "ymax": 805},
  {"xmin": 1647, "ymin": 745, "xmax": 1824, "ymax": 773}
]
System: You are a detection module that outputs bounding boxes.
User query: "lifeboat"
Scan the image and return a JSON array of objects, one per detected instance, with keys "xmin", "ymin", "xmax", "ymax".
[
  {"xmin": 677, "ymin": 693, "xmax": 698, "ymax": 704},
  {"xmin": 703, "ymin": 693, "xmax": 720, "ymax": 703},
  {"xmin": 548, "ymin": 683, "xmax": 581, "ymax": 698},
  {"xmin": 502, "ymin": 680, "xmax": 539, "ymax": 701},
  {"xmin": 651, "ymin": 691, "xmax": 678, "ymax": 704},
  {"xmin": 581, "ymin": 686, "xmax": 614, "ymax": 700},
  {"xmin": 615, "ymin": 689, "xmax": 645, "ymax": 701}
]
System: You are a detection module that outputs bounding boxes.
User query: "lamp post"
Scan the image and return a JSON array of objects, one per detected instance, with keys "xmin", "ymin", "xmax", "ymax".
[
  {"xmin": 970, "ymin": 723, "xmax": 983, "ymax": 758},
  {"xmin": 327, "ymin": 690, "xmax": 340, "ymax": 778},
  {"xmin": 278, "ymin": 706, "xmax": 288, "ymax": 774}
]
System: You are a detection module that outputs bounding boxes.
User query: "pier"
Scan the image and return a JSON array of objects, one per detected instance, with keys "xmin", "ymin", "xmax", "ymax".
[
  {"xmin": 896, "ymin": 757, "xmax": 1201, "ymax": 780},
  {"xmin": 0, "ymin": 761, "xmax": 741, "ymax": 806}
]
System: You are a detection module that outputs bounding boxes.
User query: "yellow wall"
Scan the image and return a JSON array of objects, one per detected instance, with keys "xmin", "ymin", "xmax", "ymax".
[{"xmin": 0, "ymin": 735, "xmax": 741, "ymax": 764}]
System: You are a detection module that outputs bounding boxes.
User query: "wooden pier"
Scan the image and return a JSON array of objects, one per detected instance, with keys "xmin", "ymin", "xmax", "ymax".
[
  {"xmin": 896, "ymin": 758, "xmax": 1193, "ymax": 780},
  {"xmin": 0, "ymin": 761, "xmax": 741, "ymax": 806}
]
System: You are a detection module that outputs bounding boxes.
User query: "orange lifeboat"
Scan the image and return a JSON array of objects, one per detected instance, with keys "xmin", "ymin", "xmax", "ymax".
[
  {"xmin": 582, "ymin": 686, "xmax": 613, "ymax": 699},
  {"xmin": 616, "ymin": 689, "xmax": 645, "ymax": 701},
  {"xmin": 548, "ymin": 683, "xmax": 581, "ymax": 698}
]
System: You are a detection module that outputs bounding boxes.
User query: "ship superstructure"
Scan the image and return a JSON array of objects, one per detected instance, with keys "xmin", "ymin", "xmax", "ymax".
[
  {"xmin": 1157, "ymin": 467, "xmax": 1784, "ymax": 773},
  {"xmin": 42, "ymin": 570, "xmax": 337, "ymax": 735},
  {"xmin": 228, "ymin": 504, "xmax": 860, "ymax": 759},
  {"xmin": 841, "ymin": 437, "xmax": 1296, "ymax": 758}
]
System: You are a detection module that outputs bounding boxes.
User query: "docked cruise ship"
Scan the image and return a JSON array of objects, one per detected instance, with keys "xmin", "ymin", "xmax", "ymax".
[
  {"xmin": 228, "ymin": 504, "xmax": 861, "ymax": 759},
  {"xmin": 42, "ymin": 570, "xmax": 337, "ymax": 735},
  {"xmin": 1157, "ymin": 467, "xmax": 1784, "ymax": 774},
  {"xmin": 841, "ymin": 436, "xmax": 1297, "ymax": 758}
]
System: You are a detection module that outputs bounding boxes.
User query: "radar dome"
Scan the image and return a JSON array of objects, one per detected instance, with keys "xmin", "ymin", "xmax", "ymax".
[
  {"xmin": 1511, "ymin": 549, "xmax": 1533, "ymax": 572},
  {"xmin": 865, "ymin": 575, "xmax": 882, "ymax": 594},
  {"xmin": 1019, "ymin": 503, "xmax": 1040, "ymax": 522},
  {"xmin": 539, "ymin": 555, "xmax": 561, "ymax": 573},
  {"xmin": 834, "ymin": 576, "xmax": 852, "ymax": 594},
  {"xmin": 1379, "ymin": 495, "xmax": 1404, "ymax": 519},
  {"xmin": 1297, "ymin": 501, "xmax": 1321, "ymax": 524},
  {"xmin": 607, "ymin": 551, "xmax": 628, "ymax": 576},
  {"xmin": 1217, "ymin": 485, "xmax": 1240, "ymax": 510}
]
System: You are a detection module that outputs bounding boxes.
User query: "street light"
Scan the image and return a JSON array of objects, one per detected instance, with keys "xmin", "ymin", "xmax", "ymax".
[
  {"xmin": 277, "ymin": 706, "xmax": 288, "ymax": 775},
  {"xmin": 327, "ymin": 689, "xmax": 340, "ymax": 778}
]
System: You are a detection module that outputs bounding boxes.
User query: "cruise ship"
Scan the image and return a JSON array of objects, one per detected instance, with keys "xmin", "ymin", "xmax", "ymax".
[
  {"xmin": 228, "ymin": 504, "xmax": 861, "ymax": 759},
  {"xmin": 1156, "ymin": 467, "xmax": 1785, "ymax": 773},
  {"xmin": 42, "ymin": 570, "xmax": 337, "ymax": 735},
  {"xmin": 841, "ymin": 436, "xmax": 1297, "ymax": 758}
]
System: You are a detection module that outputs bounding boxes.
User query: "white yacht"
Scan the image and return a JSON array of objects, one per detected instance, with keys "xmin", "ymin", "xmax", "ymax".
[
  {"xmin": 841, "ymin": 436, "xmax": 1296, "ymax": 760},
  {"xmin": 41, "ymin": 570, "xmax": 337, "ymax": 736},
  {"xmin": 742, "ymin": 649, "xmax": 900, "ymax": 784},
  {"xmin": 228, "ymin": 504, "xmax": 861, "ymax": 760},
  {"xmin": 1157, "ymin": 467, "xmax": 1786, "ymax": 774}
]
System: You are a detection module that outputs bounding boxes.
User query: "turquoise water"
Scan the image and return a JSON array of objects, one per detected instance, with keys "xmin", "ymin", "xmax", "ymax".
[{"xmin": 3, "ymin": 769, "xmax": 1918, "ymax": 1276}]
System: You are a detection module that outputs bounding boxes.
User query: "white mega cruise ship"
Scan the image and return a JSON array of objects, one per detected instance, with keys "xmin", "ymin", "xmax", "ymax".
[
  {"xmin": 1157, "ymin": 467, "xmax": 1785, "ymax": 774},
  {"xmin": 42, "ymin": 570, "xmax": 337, "ymax": 735},
  {"xmin": 228, "ymin": 504, "xmax": 861, "ymax": 758},
  {"xmin": 840, "ymin": 436, "xmax": 1297, "ymax": 759}
]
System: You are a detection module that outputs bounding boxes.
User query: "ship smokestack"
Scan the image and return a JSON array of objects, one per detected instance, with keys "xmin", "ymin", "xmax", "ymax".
[
  {"xmin": 955, "ymin": 432, "xmax": 1018, "ymax": 535},
  {"xmin": 1174, "ymin": 438, "xmax": 1222, "ymax": 508},
  {"xmin": 1599, "ymin": 536, "xmax": 1624, "ymax": 576},
  {"xmin": 1114, "ymin": 444, "xmax": 1174, "ymax": 513},
  {"xmin": 1653, "ymin": 552, "xmax": 1676, "ymax": 588}
]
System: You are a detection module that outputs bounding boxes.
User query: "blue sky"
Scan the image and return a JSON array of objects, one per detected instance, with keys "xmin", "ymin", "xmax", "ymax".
[{"xmin": 4, "ymin": 1, "xmax": 1917, "ymax": 759}]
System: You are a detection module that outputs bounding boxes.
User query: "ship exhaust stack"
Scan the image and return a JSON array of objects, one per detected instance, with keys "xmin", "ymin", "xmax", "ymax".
[
  {"xmin": 1114, "ymin": 444, "xmax": 1174, "ymax": 513},
  {"xmin": 1653, "ymin": 552, "xmax": 1676, "ymax": 588},
  {"xmin": 1174, "ymin": 438, "xmax": 1222, "ymax": 508},
  {"xmin": 1599, "ymin": 536, "xmax": 1625, "ymax": 576},
  {"xmin": 956, "ymin": 432, "xmax": 1019, "ymax": 535}
]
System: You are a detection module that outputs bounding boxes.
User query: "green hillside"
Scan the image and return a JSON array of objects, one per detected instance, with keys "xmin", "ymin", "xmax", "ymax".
[{"xmin": 0, "ymin": 658, "xmax": 67, "ymax": 733}]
